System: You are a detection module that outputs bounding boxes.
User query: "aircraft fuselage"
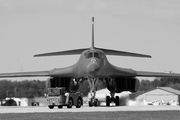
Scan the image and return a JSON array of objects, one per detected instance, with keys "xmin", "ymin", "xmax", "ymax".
[{"xmin": 75, "ymin": 48, "xmax": 113, "ymax": 78}]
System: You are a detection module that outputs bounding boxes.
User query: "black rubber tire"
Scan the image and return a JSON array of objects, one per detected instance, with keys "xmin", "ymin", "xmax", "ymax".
[
  {"xmin": 76, "ymin": 98, "xmax": 82, "ymax": 108},
  {"xmin": 58, "ymin": 105, "xmax": 63, "ymax": 109},
  {"xmin": 48, "ymin": 105, "xmax": 54, "ymax": 109},
  {"xmin": 67, "ymin": 98, "xmax": 73, "ymax": 108},
  {"xmin": 115, "ymin": 96, "xmax": 120, "ymax": 106},
  {"xmin": 106, "ymin": 96, "xmax": 110, "ymax": 106}
]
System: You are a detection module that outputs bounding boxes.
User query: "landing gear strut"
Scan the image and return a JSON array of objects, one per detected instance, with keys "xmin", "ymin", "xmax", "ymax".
[
  {"xmin": 105, "ymin": 78, "xmax": 120, "ymax": 106},
  {"xmin": 106, "ymin": 92, "xmax": 120, "ymax": 106},
  {"xmin": 88, "ymin": 77, "xmax": 99, "ymax": 107}
]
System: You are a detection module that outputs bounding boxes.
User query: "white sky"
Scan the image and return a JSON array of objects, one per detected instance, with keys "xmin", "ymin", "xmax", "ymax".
[{"xmin": 0, "ymin": 0, "xmax": 180, "ymax": 80}]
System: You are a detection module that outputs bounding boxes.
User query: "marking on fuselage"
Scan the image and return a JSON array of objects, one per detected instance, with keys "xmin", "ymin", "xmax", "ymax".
[
  {"xmin": 87, "ymin": 58, "xmax": 100, "ymax": 68},
  {"xmin": 91, "ymin": 58, "xmax": 96, "ymax": 63}
]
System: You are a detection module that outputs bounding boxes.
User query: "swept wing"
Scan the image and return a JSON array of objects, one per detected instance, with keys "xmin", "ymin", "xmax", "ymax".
[
  {"xmin": 0, "ymin": 71, "xmax": 50, "ymax": 78},
  {"xmin": 0, "ymin": 66, "xmax": 78, "ymax": 78},
  {"xmin": 111, "ymin": 66, "xmax": 180, "ymax": 78},
  {"xmin": 136, "ymin": 71, "xmax": 180, "ymax": 77}
]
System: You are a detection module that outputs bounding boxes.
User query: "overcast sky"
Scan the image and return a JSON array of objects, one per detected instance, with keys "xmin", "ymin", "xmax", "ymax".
[{"xmin": 0, "ymin": 0, "xmax": 180, "ymax": 80}]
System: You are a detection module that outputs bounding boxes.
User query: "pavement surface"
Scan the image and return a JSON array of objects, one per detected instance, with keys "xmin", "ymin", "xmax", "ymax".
[{"xmin": 0, "ymin": 105, "xmax": 180, "ymax": 113}]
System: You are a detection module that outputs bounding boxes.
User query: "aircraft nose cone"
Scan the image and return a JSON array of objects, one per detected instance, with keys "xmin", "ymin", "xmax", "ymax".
[{"xmin": 87, "ymin": 63, "xmax": 99, "ymax": 73}]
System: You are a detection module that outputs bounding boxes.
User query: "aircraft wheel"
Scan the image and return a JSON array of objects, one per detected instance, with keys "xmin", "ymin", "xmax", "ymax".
[
  {"xmin": 48, "ymin": 105, "xmax": 54, "ymax": 109},
  {"xmin": 106, "ymin": 96, "xmax": 110, "ymax": 106},
  {"xmin": 58, "ymin": 105, "xmax": 63, "ymax": 109},
  {"xmin": 76, "ymin": 98, "xmax": 82, "ymax": 108},
  {"xmin": 88, "ymin": 101, "xmax": 93, "ymax": 107},
  {"xmin": 67, "ymin": 98, "xmax": 73, "ymax": 108},
  {"xmin": 115, "ymin": 96, "xmax": 120, "ymax": 106}
]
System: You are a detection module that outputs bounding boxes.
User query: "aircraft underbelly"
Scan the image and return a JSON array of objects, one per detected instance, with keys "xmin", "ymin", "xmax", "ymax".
[{"xmin": 84, "ymin": 69, "xmax": 135, "ymax": 78}]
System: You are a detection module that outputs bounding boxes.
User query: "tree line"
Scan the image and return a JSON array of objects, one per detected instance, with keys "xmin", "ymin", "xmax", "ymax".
[
  {"xmin": 0, "ymin": 77, "xmax": 180, "ymax": 100},
  {"xmin": 0, "ymin": 80, "xmax": 46, "ymax": 99},
  {"xmin": 139, "ymin": 77, "xmax": 180, "ymax": 91},
  {"xmin": 136, "ymin": 77, "xmax": 180, "ymax": 96}
]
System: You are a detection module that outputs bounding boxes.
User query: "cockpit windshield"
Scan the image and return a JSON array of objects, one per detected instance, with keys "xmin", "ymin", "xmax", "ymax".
[
  {"xmin": 94, "ymin": 52, "xmax": 102, "ymax": 59},
  {"xmin": 85, "ymin": 51, "xmax": 103, "ymax": 59},
  {"xmin": 85, "ymin": 52, "xmax": 93, "ymax": 58}
]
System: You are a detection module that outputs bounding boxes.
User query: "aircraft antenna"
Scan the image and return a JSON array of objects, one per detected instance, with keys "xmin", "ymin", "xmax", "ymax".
[{"xmin": 92, "ymin": 17, "xmax": 95, "ymax": 49}]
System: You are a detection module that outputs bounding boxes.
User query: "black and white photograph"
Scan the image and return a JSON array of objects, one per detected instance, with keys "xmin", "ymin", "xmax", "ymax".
[{"xmin": 0, "ymin": 0, "xmax": 180, "ymax": 120}]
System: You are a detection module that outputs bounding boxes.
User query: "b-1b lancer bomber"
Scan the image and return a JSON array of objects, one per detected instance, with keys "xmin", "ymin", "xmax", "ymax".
[{"xmin": 1, "ymin": 17, "xmax": 180, "ymax": 107}]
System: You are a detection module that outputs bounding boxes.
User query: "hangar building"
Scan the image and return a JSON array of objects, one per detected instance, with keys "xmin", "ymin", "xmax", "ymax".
[{"xmin": 138, "ymin": 87, "xmax": 180, "ymax": 103}]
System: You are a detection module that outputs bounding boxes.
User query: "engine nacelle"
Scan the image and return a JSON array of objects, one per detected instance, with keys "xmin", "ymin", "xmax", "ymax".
[
  {"xmin": 106, "ymin": 77, "xmax": 140, "ymax": 93},
  {"xmin": 46, "ymin": 77, "xmax": 80, "ymax": 92}
]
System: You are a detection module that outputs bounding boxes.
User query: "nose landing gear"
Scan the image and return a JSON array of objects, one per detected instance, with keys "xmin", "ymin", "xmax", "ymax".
[
  {"xmin": 87, "ymin": 77, "xmax": 120, "ymax": 107},
  {"xmin": 88, "ymin": 77, "xmax": 100, "ymax": 107}
]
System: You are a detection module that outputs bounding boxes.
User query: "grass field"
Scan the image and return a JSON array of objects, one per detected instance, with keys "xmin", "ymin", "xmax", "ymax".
[{"xmin": 1, "ymin": 111, "xmax": 180, "ymax": 120}]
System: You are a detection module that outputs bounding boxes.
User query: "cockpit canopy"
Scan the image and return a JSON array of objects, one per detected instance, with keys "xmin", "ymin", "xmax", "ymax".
[{"xmin": 85, "ymin": 51, "xmax": 103, "ymax": 59}]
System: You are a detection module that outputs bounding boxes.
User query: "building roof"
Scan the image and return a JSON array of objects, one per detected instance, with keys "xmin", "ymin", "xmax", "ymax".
[{"xmin": 158, "ymin": 87, "xmax": 180, "ymax": 95}]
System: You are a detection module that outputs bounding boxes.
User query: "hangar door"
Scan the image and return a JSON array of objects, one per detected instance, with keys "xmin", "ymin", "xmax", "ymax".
[{"xmin": 145, "ymin": 94, "xmax": 178, "ymax": 102}]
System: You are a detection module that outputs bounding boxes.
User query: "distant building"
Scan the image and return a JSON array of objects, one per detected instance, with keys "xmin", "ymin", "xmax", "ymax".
[
  {"xmin": 138, "ymin": 87, "xmax": 180, "ymax": 103},
  {"xmin": 3, "ymin": 97, "xmax": 28, "ymax": 106},
  {"xmin": 11, "ymin": 97, "xmax": 28, "ymax": 106},
  {"xmin": 3, "ymin": 97, "xmax": 47, "ymax": 106}
]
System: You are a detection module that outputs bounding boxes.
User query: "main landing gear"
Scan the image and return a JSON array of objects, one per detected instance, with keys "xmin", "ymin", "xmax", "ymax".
[{"xmin": 106, "ymin": 94, "xmax": 120, "ymax": 106}]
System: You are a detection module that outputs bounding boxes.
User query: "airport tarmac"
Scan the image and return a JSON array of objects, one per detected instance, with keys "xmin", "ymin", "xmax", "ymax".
[{"xmin": 0, "ymin": 105, "xmax": 180, "ymax": 113}]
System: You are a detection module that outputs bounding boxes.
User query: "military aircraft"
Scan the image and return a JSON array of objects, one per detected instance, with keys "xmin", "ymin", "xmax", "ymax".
[{"xmin": 1, "ymin": 17, "xmax": 180, "ymax": 107}]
